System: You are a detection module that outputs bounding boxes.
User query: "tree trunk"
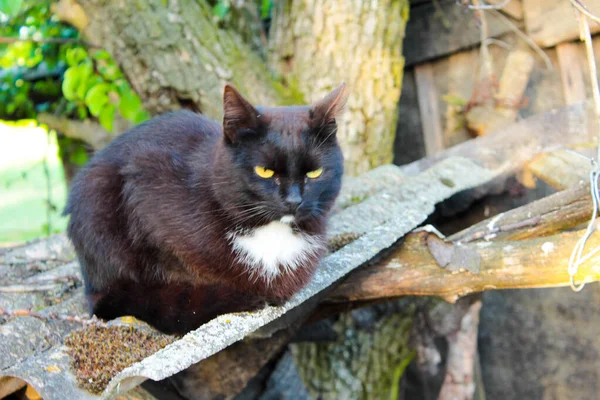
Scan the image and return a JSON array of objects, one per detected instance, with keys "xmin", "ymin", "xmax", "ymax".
[
  {"xmin": 269, "ymin": 0, "xmax": 409, "ymax": 175},
  {"xmin": 64, "ymin": 0, "xmax": 409, "ymax": 176},
  {"xmin": 291, "ymin": 301, "xmax": 415, "ymax": 400},
  {"xmin": 74, "ymin": 0, "xmax": 283, "ymax": 119}
]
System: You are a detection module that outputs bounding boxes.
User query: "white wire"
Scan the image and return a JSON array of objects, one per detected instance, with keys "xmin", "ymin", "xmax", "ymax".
[
  {"xmin": 567, "ymin": 2, "xmax": 600, "ymax": 292},
  {"xmin": 568, "ymin": 163, "xmax": 600, "ymax": 291}
]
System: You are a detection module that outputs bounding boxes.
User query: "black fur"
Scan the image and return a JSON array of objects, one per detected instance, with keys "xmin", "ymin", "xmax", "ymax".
[{"xmin": 65, "ymin": 84, "xmax": 347, "ymax": 334}]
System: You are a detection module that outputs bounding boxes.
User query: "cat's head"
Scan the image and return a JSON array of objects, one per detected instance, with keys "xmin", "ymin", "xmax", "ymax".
[{"xmin": 212, "ymin": 84, "xmax": 347, "ymax": 230}]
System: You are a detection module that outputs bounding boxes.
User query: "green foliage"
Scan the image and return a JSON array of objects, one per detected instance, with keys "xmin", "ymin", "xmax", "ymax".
[
  {"xmin": 0, "ymin": 0, "xmax": 149, "ymax": 236},
  {"xmin": 0, "ymin": 1, "xmax": 72, "ymax": 120},
  {"xmin": 212, "ymin": 0, "xmax": 230, "ymax": 20},
  {"xmin": 60, "ymin": 47, "xmax": 148, "ymax": 132},
  {"xmin": 0, "ymin": 0, "xmax": 149, "ymax": 131},
  {"xmin": 261, "ymin": 0, "xmax": 272, "ymax": 19},
  {"xmin": 442, "ymin": 93, "xmax": 468, "ymax": 108},
  {"xmin": 0, "ymin": 0, "xmax": 23, "ymax": 17},
  {"xmin": 211, "ymin": 0, "xmax": 273, "ymax": 22}
]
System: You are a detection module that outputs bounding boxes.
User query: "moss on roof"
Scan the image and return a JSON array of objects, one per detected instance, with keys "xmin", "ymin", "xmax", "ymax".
[{"xmin": 64, "ymin": 324, "xmax": 176, "ymax": 394}]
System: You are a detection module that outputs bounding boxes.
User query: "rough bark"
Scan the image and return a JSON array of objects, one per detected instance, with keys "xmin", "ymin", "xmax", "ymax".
[
  {"xmin": 327, "ymin": 228, "xmax": 600, "ymax": 304},
  {"xmin": 268, "ymin": 0, "xmax": 410, "ymax": 175},
  {"xmin": 291, "ymin": 302, "xmax": 415, "ymax": 400},
  {"xmin": 57, "ymin": 0, "xmax": 409, "ymax": 176},
  {"xmin": 437, "ymin": 300, "xmax": 481, "ymax": 400},
  {"xmin": 75, "ymin": 0, "xmax": 282, "ymax": 120},
  {"xmin": 448, "ymin": 183, "xmax": 591, "ymax": 243}
]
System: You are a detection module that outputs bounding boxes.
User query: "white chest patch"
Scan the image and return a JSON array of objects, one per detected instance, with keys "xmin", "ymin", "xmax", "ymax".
[{"xmin": 227, "ymin": 221, "xmax": 324, "ymax": 283}]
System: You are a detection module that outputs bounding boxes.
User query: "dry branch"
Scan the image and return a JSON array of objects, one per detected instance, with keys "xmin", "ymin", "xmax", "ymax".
[
  {"xmin": 0, "ymin": 307, "xmax": 101, "ymax": 325},
  {"xmin": 328, "ymin": 182, "xmax": 598, "ymax": 304},
  {"xmin": 438, "ymin": 299, "xmax": 482, "ymax": 400},
  {"xmin": 37, "ymin": 113, "xmax": 112, "ymax": 149},
  {"xmin": 449, "ymin": 183, "xmax": 591, "ymax": 242},
  {"xmin": 327, "ymin": 228, "xmax": 599, "ymax": 304},
  {"xmin": 0, "ymin": 275, "xmax": 81, "ymax": 293}
]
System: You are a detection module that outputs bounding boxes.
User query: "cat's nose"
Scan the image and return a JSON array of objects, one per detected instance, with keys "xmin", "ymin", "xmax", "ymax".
[{"xmin": 284, "ymin": 186, "xmax": 302, "ymax": 212}]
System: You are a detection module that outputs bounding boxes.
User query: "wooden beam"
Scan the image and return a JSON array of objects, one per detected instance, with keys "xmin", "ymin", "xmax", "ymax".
[
  {"xmin": 466, "ymin": 50, "xmax": 534, "ymax": 136},
  {"xmin": 488, "ymin": 0, "xmax": 524, "ymax": 20},
  {"xmin": 523, "ymin": 0, "xmax": 600, "ymax": 48},
  {"xmin": 438, "ymin": 300, "xmax": 482, "ymax": 400},
  {"xmin": 404, "ymin": 0, "xmax": 516, "ymax": 66},
  {"xmin": 415, "ymin": 63, "xmax": 445, "ymax": 155},
  {"xmin": 0, "ymin": 377, "xmax": 26, "ymax": 399},
  {"xmin": 326, "ymin": 228, "xmax": 600, "ymax": 304},
  {"xmin": 327, "ymin": 182, "xmax": 597, "ymax": 304},
  {"xmin": 526, "ymin": 149, "xmax": 591, "ymax": 190},
  {"xmin": 556, "ymin": 42, "xmax": 587, "ymax": 105},
  {"xmin": 448, "ymin": 183, "xmax": 591, "ymax": 242},
  {"xmin": 402, "ymin": 102, "xmax": 597, "ymax": 176}
]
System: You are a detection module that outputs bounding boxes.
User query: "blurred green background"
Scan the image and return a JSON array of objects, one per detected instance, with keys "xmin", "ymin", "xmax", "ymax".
[
  {"xmin": 0, "ymin": 0, "xmax": 148, "ymax": 246},
  {"xmin": 0, "ymin": 121, "xmax": 68, "ymax": 245}
]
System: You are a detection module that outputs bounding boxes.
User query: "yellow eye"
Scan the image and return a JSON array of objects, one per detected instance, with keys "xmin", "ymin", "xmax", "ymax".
[
  {"xmin": 306, "ymin": 167, "xmax": 323, "ymax": 179},
  {"xmin": 254, "ymin": 166, "xmax": 275, "ymax": 178}
]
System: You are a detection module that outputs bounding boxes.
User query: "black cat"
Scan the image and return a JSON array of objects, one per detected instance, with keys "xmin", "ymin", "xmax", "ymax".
[{"xmin": 65, "ymin": 84, "xmax": 347, "ymax": 334}]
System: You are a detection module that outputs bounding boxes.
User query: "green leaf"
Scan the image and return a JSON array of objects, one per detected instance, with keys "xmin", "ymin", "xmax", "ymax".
[
  {"xmin": 99, "ymin": 103, "xmax": 116, "ymax": 132},
  {"xmin": 84, "ymin": 83, "xmax": 111, "ymax": 116},
  {"xmin": 261, "ymin": 0, "xmax": 271, "ymax": 19},
  {"xmin": 133, "ymin": 109, "xmax": 150, "ymax": 124},
  {"xmin": 6, "ymin": 102, "xmax": 16, "ymax": 114},
  {"xmin": 69, "ymin": 145, "xmax": 89, "ymax": 166},
  {"xmin": 442, "ymin": 94, "xmax": 467, "ymax": 107},
  {"xmin": 91, "ymin": 49, "xmax": 112, "ymax": 61},
  {"xmin": 62, "ymin": 67, "xmax": 80, "ymax": 101},
  {"xmin": 77, "ymin": 105, "xmax": 88, "ymax": 120},
  {"xmin": 66, "ymin": 48, "xmax": 88, "ymax": 67},
  {"xmin": 0, "ymin": 0, "xmax": 23, "ymax": 17},
  {"xmin": 75, "ymin": 63, "xmax": 93, "ymax": 100},
  {"xmin": 118, "ymin": 90, "xmax": 143, "ymax": 121},
  {"xmin": 212, "ymin": 0, "xmax": 229, "ymax": 19},
  {"xmin": 99, "ymin": 64, "xmax": 122, "ymax": 81}
]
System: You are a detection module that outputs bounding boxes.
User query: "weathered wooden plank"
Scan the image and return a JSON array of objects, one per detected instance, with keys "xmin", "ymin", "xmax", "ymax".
[
  {"xmin": 438, "ymin": 49, "xmax": 480, "ymax": 148},
  {"xmin": 448, "ymin": 183, "xmax": 591, "ymax": 243},
  {"xmin": 415, "ymin": 63, "xmax": 445, "ymax": 155},
  {"xmin": 394, "ymin": 68, "xmax": 426, "ymax": 165},
  {"xmin": 0, "ymin": 377, "xmax": 26, "ymax": 399},
  {"xmin": 24, "ymin": 385, "xmax": 42, "ymax": 400},
  {"xmin": 405, "ymin": 0, "xmax": 516, "ymax": 66},
  {"xmin": 489, "ymin": 0, "xmax": 524, "ymax": 20},
  {"xmin": 402, "ymin": 102, "xmax": 596, "ymax": 176},
  {"xmin": 414, "ymin": 34, "xmax": 563, "ymax": 153},
  {"xmin": 466, "ymin": 49, "xmax": 535, "ymax": 135},
  {"xmin": 327, "ymin": 228, "xmax": 600, "ymax": 304},
  {"xmin": 523, "ymin": 0, "xmax": 600, "ymax": 48},
  {"xmin": 556, "ymin": 42, "xmax": 587, "ymax": 105},
  {"xmin": 521, "ymin": 46, "xmax": 564, "ymax": 117},
  {"xmin": 526, "ymin": 149, "xmax": 590, "ymax": 190}
]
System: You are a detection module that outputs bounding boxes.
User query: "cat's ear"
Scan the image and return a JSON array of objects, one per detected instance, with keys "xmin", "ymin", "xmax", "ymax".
[
  {"xmin": 309, "ymin": 83, "xmax": 348, "ymax": 129},
  {"xmin": 223, "ymin": 84, "xmax": 261, "ymax": 143}
]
